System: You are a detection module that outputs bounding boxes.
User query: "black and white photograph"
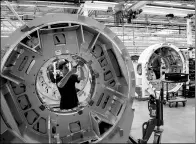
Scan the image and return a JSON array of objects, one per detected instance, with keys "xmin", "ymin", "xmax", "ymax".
[{"xmin": 0, "ymin": 0, "xmax": 195, "ymax": 143}]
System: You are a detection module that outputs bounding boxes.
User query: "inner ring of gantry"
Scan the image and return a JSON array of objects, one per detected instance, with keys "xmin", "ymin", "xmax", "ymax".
[
  {"xmin": 146, "ymin": 46, "xmax": 183, "ymax": 91},
  {"xmin": 36, "ymin": 54, "xmax": 94, "ymax": 112}
]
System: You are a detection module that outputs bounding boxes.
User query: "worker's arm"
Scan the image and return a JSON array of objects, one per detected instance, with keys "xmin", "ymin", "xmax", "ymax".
[
  {"xmin": 77, "ymin": 66, "xmax": 85, "ymax": 81},
  {"xmin": 57, "ymin": 68, "xmax": 77, "ymax": 88}
]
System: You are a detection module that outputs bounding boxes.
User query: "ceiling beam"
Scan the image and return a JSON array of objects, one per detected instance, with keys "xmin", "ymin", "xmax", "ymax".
[
  {"xmin": 4, "ymin": 1, "xmax": 26, "ymax": 26},
  {"xmin": 77, "ymin": 3, "xmax": 84, "ymax": 14},
  {"xmin": 1, "ymin": 22, "xmax": 13, "ymax": 31},
  {"xmin": 1, "ymin": 1, "xmax": 80, "ymax": 9},
  {"xmin": 148, "ymin": 1, "xmax": 195, "ymax": 10},
  {"xmin": 95, "ymin": 17, "xmax": 187, "ymax": 27},
  {"xmin": 6, "ymin": 19, "xmax": 18, "ymax": 29},
  {"xmin": 142, "ymin": 5, "xmax": 195, "ymax": 17},
  {"xmin": 125, "ymin": 1, "xmax": 151, "ymax": 12},
  {"xmin": 105, "ymin": 23, "xmax": 187, "ymax": 30}
]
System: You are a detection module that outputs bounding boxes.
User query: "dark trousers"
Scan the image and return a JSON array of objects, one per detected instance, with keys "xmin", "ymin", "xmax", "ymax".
[{"xmin": 153, "ymin": 69, "xmax": 160, "ymax": 79}]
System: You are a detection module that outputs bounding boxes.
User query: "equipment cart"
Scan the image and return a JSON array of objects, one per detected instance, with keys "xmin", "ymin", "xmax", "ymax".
[{"xmin": 162, "ymin": 80, "xmax": 187, "ymax": 108}]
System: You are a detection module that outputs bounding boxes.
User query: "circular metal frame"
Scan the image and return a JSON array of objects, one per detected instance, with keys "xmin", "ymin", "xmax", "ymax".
[
  {"xmin": 1, "ymin": 14, "xmax": 135, "ymax": 143},
  {"xmin": 138, "ymin": 43, "xmax": 186, "ymax": 93}
]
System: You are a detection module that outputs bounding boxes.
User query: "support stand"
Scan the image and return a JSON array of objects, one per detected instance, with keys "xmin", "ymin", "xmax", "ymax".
[
  {"xmin": 153, "ymin": 127, "xmax": 163, "ymax": 144},
  {"xmin": 128, "ymin": 86, "xmax": 164, "ymax": 144},
  {"xmin": 162, "ymin": 80, "xmax": 187, "ymax": 108}
]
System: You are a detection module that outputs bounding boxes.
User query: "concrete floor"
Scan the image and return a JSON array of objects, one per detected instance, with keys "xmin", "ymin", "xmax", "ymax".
[{"xmin": 130, "ymin": 97, "xmax": 195, "ymax": 143}]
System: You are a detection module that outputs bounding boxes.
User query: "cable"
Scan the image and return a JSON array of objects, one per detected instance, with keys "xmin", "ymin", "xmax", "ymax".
[{"xmin": 122, "ymin": 19, "xmax": 124, "ymax": 44}]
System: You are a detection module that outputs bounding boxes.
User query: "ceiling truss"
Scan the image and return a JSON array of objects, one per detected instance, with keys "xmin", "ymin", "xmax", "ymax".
[{"xmin": 1, "ymin": 0, "xmax": 195, "ymax": 55}]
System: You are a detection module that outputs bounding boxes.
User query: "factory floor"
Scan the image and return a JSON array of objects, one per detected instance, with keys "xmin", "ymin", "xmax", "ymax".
[{"xmin": 130, "ymin": 97, "xmax": 195, "ymax": 143}]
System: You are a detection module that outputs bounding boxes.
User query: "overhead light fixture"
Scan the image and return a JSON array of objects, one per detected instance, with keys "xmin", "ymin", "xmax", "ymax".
[
  {"xmin": 184, "ymin": 13, "xmax": 194, "ymax": 18},
  {"xmin": 153, "ymin": 1, "xmax": 194, "ymax": 8},
  {"xmin": 142, "ymin": 5, "xmax": 194, "ymax": 17},
  {"xmin": 1, "ymin": 35, "xmax": 9, "ymax": 37},
  {"xmin": 89, "ymin": 1, "xmax": 117, "ymax": 5},
  {"xmin": 142, "ymin": 9, "xmax": 188, "ymax": 17},
  {"xmin": 1, "ymin": 1, "xmax": 79, "ymax": 9},
  {"xmin": 84, "ymin": 1, "xmax": 117, "ymax": 11},
  {"xmin": 45, "ymin": 5, "xmax": 79, "ymax": 9},
  {"xmin": 153, "ymin": 29, "xmax": 178, "ymax": 35},
  {"xmin": 166, "ymin": 13, "xmax": 175, "ymax": 18}
]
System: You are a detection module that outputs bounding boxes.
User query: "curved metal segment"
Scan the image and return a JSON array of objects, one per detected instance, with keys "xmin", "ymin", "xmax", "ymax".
[{"xmin": 1, "ymin": 14, "xmax": 135, "ymax": 143}]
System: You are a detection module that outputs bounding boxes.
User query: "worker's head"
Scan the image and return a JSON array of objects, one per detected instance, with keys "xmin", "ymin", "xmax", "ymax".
[
  {"xmin": 154, "ymin": 49, "xmax": 161, "ymax": 55},
  {"xmin": 58, "ymin": 59, "xmax": 70, "ymax": 76},
  {"xmin": 47, "ymin": 58, "xmax": 70, "ymax": 76},
  {"xmin": 47, "ymin": 64, "xmax": 54, "ymax": 72},
  {"xmin": 155, "ymin": 48, "xmax": 167, "ymax": 57}
]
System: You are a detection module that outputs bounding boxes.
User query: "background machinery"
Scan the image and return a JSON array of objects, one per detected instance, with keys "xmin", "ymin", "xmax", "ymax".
[{"xmin": 136, "ymin": 43, "xmax": 188, "ymax": 98}]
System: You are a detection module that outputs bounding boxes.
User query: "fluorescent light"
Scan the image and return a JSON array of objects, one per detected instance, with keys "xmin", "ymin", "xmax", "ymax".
[
  {"xmin": 1, "ymin": 2, "xmax": 36, "ymax": 7},
  {"xmin": 46, "ymin": 5, "xmax": 79, "ymax": 9},
  {"xmin": 153, "ymin": 1, "xmax": 181, "ymax": 6},
  {"xmin": 88, "ymin": 1, "xmax": 117, "ymax": 5},
  {"xmin": 1, "ymin": 2, "xmax": 79, "ymax": 9},
  {"xmin": 84, "ymin": 4, "xmax": 110, "ymax": 11},
  {"xmin": 142, "ymin": 9, "xmax": 187, "ymax": 17},
  {"xmin": 142, "ymin": 5, "xmax": 195, "ymax": 17},
  {"xmin": 153, "ymin": 1, "xmax": 195, "ymax": 8},
  {"xmin": 1, "ymin": 35, "xmax": 9, "ymax": 37},
  {"xmin": 153, "ymin": 29, "xmax": 178, "ymax": 35},
  {"xmin": 146, "ymin": 5, "xmax": 194, "ymax": 12},
  {"xmin": 84, "ymin": 1, "xmax": 118, "ymax": 11}
]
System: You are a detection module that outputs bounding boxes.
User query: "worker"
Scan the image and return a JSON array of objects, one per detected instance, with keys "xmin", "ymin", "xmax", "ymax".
[
  {"xmin": 151, "ymin": 50, "xmax": 162, "ymax": 79},
  {"xmin": 151, "ymin": 56, "xmax": 161, "ymax": 79},
  {"xmin": 47, "ymin": 59, "xmax": 85, "ymax": 110}
]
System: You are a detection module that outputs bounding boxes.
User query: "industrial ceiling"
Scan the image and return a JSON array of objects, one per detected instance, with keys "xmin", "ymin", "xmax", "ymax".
[{"xmin": 1, "ymin": 0, "xmax": 195, "ymax": 55}]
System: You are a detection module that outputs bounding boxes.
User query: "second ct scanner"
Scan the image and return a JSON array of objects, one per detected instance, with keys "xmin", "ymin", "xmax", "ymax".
[{"xmin": 136, "ymin": 43, "xmax": 188, "ymax": 98}]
